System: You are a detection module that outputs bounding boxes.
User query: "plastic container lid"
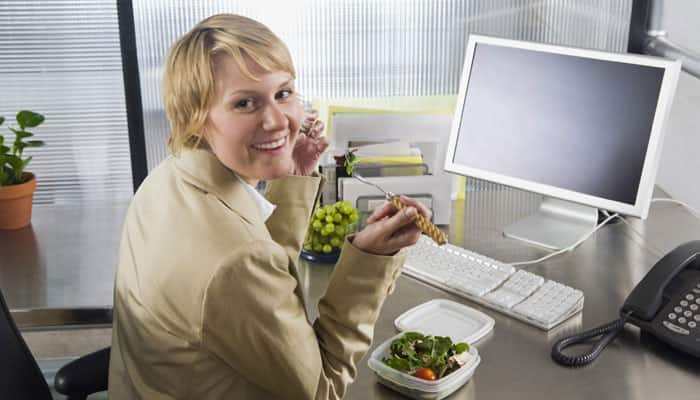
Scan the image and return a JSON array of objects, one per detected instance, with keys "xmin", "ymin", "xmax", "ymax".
[
  {"xmin": 367, "ymin": 299, "xmax": 494, "ymax": 400},
  {"xmin": 394, "ymin": 298, "xmax": 494, "ymax": 345}
]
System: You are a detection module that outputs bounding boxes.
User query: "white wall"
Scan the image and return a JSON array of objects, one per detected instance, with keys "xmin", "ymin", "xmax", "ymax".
[{"xmin": 655, "ymin": 1, "xmax": 700, "ymax": 210}]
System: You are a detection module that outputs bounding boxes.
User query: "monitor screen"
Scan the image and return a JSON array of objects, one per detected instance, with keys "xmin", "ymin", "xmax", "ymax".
[{"xmin": 445, "ymin": 35, "xmax": 681, "ymax": 219}]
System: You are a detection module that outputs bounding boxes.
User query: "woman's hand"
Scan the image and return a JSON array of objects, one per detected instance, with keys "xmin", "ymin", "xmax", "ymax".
[
  {"xmin": 352, "ymin": 196, "xmax": 432, "ymax": 256},
  {"xmin": 292, "ymin": 110, "xmax": 329, "ymax": 176}
]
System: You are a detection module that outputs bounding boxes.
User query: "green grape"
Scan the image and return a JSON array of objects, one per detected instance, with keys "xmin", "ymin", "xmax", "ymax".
[
  {"xmin": 348, "ymin": 212, "xmax": 359, "ymax": 223},
  {"xmin": 303, "ymin": 243, "xmax": 312, "ymax": 251},
  {"xmin": 313, "ymin": 243, "xmax": 323, "ymax": 252},
  {"xmin": 312, "ymin": 236, "xmax": 320, "ymax": 245},
  {"xmin": 334, "ymin": 225, "xmax": 345, "ymax": 236},
  {"xmin": 315, "ymin": 209, "xmax": 325, "ymax": 220},
  {"xmin": 325, "ymin": 223, "xmax": 335, "ymax": 232},
  {"xmin": 330, "ymin": 237, "xmax": 341, "ymax": 247},
  {"xmin": 322, "ymin": 244, "xmax": 332, "ymax": 253},
  {"xmin": 321, "ymin": 229, "xmax": 330, "ymax": 236},
  {"xmin": 333, "ymin": 213, "xmax": 342, "ymax": 222},
  {"xmin": 312, "ymin": 220, "xmax": 323, "ymax": 231},
  {"xmin": 325, "ymin": 215, "xmax": 334, "ymax": 223},
  {"xmin": 341, "ymin": 205, "xmax": 353, "ymax": 215}
]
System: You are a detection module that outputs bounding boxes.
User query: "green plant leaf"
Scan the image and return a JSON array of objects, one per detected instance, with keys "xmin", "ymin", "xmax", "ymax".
[
  {"xmin": 17, "ymin": 111, "xmax": 44, "ymax": 129},
  {"xmin": 10, "ymin": 128, "xmax": 33, "ymax": 139},
  {"xmin": 26, "ymin": 140, "xmax": 45, "ymax": 148},
  {"xmin": 0, "ymin": 116, "xmax": 5, "ymax": 125},
  {"xmin": 0, "ymin": 145, "xmax": 9, "ymax": 154},
  {"xmin": 21, "ymin": 156, "xmax": 32, "ymax": 170},
  {"xmin": 5, "ymin": 154, "xmax": 23, "ymax": 172}
]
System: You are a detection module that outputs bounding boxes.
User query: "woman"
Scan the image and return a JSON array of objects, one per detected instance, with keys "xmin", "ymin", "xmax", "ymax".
[{"xmin": 109, "ymin": 14, "xmax": 429, "ymax": 399}]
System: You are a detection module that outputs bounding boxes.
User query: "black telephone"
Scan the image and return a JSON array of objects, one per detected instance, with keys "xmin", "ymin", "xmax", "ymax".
[
  {"xmin": 621, "ymin": 240, "xmax": 700, "ymax": 357},
  {"xmin": 552, "ymin": 240, "xmax": 700, "ymax": 366}
]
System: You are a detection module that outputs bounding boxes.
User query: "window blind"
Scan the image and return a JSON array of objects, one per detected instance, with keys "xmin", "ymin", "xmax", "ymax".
[
  {"xmin": 131, "ymin": 0, "xmax": 633, "ymax": 172},
  {"xmin": 0, "ymin": 0, "xmax": 132, "ymax": 204}
]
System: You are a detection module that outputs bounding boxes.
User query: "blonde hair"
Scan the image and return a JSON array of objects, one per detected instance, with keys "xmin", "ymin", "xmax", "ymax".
[{"xmin": 163, "ymin": 14, "xmax": 296, "ymax": 154}]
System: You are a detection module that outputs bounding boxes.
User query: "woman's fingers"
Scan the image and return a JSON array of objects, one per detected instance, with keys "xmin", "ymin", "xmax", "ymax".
[
  {"xmin": 366, "ymin": 196, "xmax": 431, "ymax": 225},
  {"xmin": 399, "ymin": 195, "xmax": 431, "ymax": 220},
  {"xmin": 308, "ymin": 120, "xmax": 324, "ymax": 138},
  {"xmin": 382, "ymin": 206, "xmax": 418, "ymax": 233},
  {"xmin": 388, "ymin": 223, "xmax": 422, "ymax": 248},
  {"xmin": 366, "ymin": 201, "xmax": 397, "ymax": 224}
]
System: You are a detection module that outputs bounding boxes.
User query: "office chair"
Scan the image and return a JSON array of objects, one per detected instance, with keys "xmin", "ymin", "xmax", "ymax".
[{"xmin": 0, "ymin": 288, "xmax": 110, "ymax": 399}]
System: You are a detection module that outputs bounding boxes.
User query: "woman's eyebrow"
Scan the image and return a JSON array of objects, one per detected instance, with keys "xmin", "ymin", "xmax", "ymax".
[{"xmin": 225, "ymin": 79, "xmax": 294, "ymax": 100}]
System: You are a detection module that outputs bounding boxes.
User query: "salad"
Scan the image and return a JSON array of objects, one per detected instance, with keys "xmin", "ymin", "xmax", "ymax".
[{"xmin": 382, "ymin": 332, "xmax": 472, "ymax": 381}]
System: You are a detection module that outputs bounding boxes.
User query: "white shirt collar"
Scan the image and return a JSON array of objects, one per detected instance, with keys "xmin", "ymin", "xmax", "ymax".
[{"xmin": 234, "ymin": 174, "xmax": 276, "ymax": 222}]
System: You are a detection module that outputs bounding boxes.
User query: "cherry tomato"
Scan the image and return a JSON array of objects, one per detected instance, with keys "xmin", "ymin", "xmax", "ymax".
[{"xmin": 412, "ymin": 367, "xmax": 437, "ymax": 380}]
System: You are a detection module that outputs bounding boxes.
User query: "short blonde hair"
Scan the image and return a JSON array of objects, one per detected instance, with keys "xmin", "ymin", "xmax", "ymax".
[{"xmin": 163, "ymin": 14, "xmax": 296, "ymax": 154}]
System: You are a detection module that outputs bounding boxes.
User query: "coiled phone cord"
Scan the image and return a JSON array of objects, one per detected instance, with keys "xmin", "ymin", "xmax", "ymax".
[{"xmin": 551, "ymin": 311, "xmax": 633, "ymax": 367}]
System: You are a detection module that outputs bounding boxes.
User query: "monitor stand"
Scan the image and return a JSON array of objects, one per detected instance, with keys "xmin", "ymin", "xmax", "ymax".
[{"xmin": 503, "ymin": 197, "xmax": 599, "ymax": 251}]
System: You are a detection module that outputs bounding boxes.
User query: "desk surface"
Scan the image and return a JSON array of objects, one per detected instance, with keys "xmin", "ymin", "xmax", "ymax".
[
  {"xmin": 2, "ymin": 188, "xmax": 700, "ymax": 398},
  {"xmin": 298, "ymin": 188, "xmax": 700, "ymax": 400}
]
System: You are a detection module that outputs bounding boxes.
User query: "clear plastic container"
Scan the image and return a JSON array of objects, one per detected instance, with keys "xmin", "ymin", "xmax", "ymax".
[{"xmin": 367, "ymin": 299, "xmax": 493, "ymax": 400}]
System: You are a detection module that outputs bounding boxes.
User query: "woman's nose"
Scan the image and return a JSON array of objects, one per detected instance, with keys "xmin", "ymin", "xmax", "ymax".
[{"xmin": 261, "ymin": 102, "xmax": 288, "ymax": 132}]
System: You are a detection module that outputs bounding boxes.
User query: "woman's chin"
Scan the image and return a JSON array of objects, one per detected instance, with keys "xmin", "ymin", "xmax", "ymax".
[{"xmin": 259, "ymin": 163, "xmax": 293, "ymax": 180}]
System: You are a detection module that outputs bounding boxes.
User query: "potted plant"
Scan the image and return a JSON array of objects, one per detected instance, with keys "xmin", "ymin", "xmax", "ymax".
[{"xmin": 0, "ymin": 110, "xmax": 45, "ymax": 229}]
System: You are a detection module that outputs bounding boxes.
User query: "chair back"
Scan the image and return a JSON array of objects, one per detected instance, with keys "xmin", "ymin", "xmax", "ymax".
[{"xmin": 0, "ymin": 288, "xmax": 53, "ymax": 399}]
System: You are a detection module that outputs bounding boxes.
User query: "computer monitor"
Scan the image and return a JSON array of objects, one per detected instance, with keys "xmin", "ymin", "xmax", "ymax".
[{"xmin": 444, "ymin": 35, "xmax": 681, "ymax": 250}]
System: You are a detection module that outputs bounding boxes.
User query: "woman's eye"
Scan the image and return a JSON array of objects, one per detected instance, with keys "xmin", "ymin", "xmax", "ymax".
[
  {"xmin": 276, "ymin": 89, "xmax": 293, "ymax": 100},
  {"xmin": 235, "ymin": 98, "xmax": 256, "ymax": 110}
]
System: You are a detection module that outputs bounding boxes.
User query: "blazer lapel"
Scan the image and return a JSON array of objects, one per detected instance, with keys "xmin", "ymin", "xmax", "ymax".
[{"xmin": 172, "ymin": 148, "xmax": 264, "ymax": 228}]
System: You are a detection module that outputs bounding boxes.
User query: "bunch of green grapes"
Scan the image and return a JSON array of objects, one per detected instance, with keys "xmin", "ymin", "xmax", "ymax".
[{"xmin": 304, "ymin": 200, "xmax": 360, "ymax": 254}]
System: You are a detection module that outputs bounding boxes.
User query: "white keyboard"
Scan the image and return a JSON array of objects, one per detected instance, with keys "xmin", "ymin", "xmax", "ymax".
[{"xmin": 403, "ymin": 236, "xmax": 584, "ymax": 330}]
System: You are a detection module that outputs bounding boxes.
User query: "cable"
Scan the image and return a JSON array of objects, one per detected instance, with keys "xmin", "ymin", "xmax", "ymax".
[
  {"xmin": 551, "ymin": 198, "xmax": 699, "ymax": 367},
  {"xmin": 511, "ymin": 197, "xmax": 700, "ymax": 267},
  {"xmin": 551, "ymin": 311, "xmax": 632, "ymax": 367},
  {"xmin": 651, "ymin": 197, "xmax": 700, "ymax": 220},
  {"xmin": 510, "ymin": 212, "xmax": 620, "ymax": 266}
]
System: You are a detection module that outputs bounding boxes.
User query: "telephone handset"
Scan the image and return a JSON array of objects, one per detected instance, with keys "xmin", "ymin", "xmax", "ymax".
[
  {"xmin": 552, "ymin": 241, "xmax": 700, "ymax": 366},
  {"xmin": 621, "ymin": 240, "xmax": 700, "ymax": 357}
]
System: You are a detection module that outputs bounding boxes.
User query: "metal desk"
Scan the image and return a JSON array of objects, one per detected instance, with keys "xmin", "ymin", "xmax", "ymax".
[
  {"xmin": 297, "ymin": 188, "xmax": 700, "ymax": 400},
  {"xmin": 0, "ymin": 202, "xmax": 127, "ymax": 327},
  {"xmin": 2, "ymin": 188, "xmax": 699, "ymax": 399}
]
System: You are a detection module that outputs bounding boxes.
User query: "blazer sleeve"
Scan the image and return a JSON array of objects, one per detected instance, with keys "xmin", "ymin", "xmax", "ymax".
[
  {"xmin": 201, "ymin": 237, "xmax": 405, "ymax": 400},
  {"xmin": 264, "ymin": 174, "xmax": 324, "ymax": 262}
]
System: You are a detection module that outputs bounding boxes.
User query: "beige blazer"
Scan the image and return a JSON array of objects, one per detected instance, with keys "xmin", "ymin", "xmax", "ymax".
[{"xmin": 108, "ymin": 149, "xmax": 405, "ymax": 399}]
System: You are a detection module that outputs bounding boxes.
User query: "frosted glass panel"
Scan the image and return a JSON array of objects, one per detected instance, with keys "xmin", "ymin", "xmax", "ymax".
[
  {"xmin": 0, "ymin": 0, "xmax": 132, "ymax": 204},
  {"xmin": 132, "ymin": 0, "xmax": 633, "ymax": 171}
]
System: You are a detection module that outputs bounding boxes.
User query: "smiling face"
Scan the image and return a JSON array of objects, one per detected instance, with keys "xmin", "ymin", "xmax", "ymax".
[{"xmin": 204, "ymin": 55, "xmax": 303, "ymax": 186}]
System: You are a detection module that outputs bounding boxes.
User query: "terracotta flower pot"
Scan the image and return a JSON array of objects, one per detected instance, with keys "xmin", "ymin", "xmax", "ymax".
[{"xmin": 0, "ymin": 172, "xmax": 37, "ymax": 230}]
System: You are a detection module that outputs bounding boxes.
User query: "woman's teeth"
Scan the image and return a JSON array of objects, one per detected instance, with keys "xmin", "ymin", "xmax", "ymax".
[{"xmin": 252, "ymin": 136, "xmax": 285, "ymax": 150}]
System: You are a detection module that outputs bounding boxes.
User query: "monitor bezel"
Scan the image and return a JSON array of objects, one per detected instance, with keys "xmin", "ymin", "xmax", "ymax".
[{"xmin": 444, "ymin": 34, "xmax": 681, "ymax": 219}]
